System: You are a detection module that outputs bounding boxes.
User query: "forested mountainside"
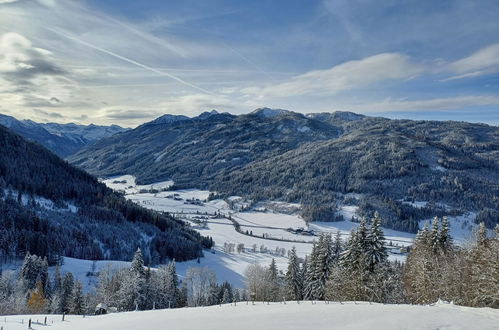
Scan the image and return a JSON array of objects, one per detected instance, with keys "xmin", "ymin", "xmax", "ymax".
[
  {"xmin": 69, "ymin": 108, "xmax": 499, "ymax": 232},
  {"xmin": 0, "ymin": 113, "xmax": 127, "ymax": 157},
  {"xmin": 0, "ymin": 125, "xmax": 212, "ymax": 265}
]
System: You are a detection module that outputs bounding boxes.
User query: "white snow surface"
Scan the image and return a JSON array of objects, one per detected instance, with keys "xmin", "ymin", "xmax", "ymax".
[
  {"xmin": 5, "ymin": 302, "xmax": 499, "ymax": 330},
  {"xmin": 101, "ymin": 175, "xmax": 174, "ymax": 195},
  {"xmin": 97, "ymin": 176, "xmax": 480, "ymax": 289}
]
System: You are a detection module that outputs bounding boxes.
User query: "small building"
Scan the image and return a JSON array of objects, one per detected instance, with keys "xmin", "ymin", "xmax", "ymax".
[{"xmin": 95, "ymin": 303, "xmax": 108, "ymax": 315}]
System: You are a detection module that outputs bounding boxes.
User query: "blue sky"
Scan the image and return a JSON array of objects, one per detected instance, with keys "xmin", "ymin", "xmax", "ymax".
[{"xmin": 0, "ymin": 0, "xmax": 498, "ymax": 126}]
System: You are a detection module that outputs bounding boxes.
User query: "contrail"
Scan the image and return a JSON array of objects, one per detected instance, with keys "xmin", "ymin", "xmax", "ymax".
[
  {"xmin": 219, "ymin": 40, "xmax": 277, "ymax": 83},
  {"xmin": 46, "ymin": 27, "xmax": 215, "ymax": 96}
]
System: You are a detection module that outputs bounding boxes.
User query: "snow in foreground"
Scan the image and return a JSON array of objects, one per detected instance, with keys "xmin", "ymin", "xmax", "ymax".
[{"xmin": 4, "ymin": 302, "xmax": 498, "ymax": 330}]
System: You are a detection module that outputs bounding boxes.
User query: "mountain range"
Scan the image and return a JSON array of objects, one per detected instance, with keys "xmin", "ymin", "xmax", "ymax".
[
  {"xmin": 67, "ymin": 108, "xmax": 499, "ymax": 232},
  {"xmin": 0, "ymin": 113, "xmax": 127, "ymax": 157}
]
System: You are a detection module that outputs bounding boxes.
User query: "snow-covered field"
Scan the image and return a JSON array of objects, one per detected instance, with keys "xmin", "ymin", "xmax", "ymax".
[
  {"xmin": 96, "ymin": 175, "xmax": 482, "ymax": 288},
  {"xmin": 101, "ymin": 175, "xmax": 174, "ymax": 195},
  {"xmin": 4, "ymin": 302, "xmax": 499, "ymax": 330}
]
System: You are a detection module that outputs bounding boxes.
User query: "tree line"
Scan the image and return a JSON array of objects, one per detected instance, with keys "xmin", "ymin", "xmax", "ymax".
[
  {"xmin": 0, "ymin": 249, "xmax": 242, "ymax": 315},
  {"xmin": 246, "ymin": 215, "xmax": 498, "ymax": 308}
]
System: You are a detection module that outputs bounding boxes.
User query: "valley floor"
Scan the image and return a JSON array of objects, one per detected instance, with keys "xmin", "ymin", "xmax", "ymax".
[{"xmin": 4, "ymin": 301, "xmax": 499, "ymax": 330}]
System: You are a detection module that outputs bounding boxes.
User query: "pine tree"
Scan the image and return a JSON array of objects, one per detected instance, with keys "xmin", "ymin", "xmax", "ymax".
[
  {"xmin": 167, "ymin": 261, "xmax": 179, "ymax": 308},
  {"xmin": 431, "ymin": 216, "xmax": 440, "ymax": 252},
  {"xmin": 71, "ymin": 281, "xmax": 85, "ymax": 315},
  {"xmin": 59, "ymin": 272, "xmax": 74, "ymax": 314},
  {"xmin": 285, "ymin": 246, "xmax": 302, "ymax": 300},
  {"xmin": 119, "ymin": 249, "xmax": 146, "ymax": 311},
  {"xmin": 20, "ymin": 252, "xmax": 36, "ymax": 291},
  {"xmin": 222, "ymin": 288, "xmax": 231, "ymax": 304},
  {"xmin": 96, "ymin": 264, "xmax": 114, "ymax": 307},
  {"xmin": 315, "ymin": 233, "xmax": 334, "ymax": 300},
  {"xmin": 38, "ymin": 257, "xmax": 49, "ymax": 290},
  {"xmin": 130, "ymin": 248, "xmax": 145, "ymax": 277},
  {"xmin": 300, "ymin": 255, "xmax": 308, "ymax": 295},
  {"xmin": 267, "ymin": 258, "xmax": 279, "ymax": 302},
  {"xmin": 357, "ymin": 218, "xmax": 369, "ymax": 251},
  {"xmin": 339, "ymin": 228, "xmax": 368, "ymax": 300},
  {"xmin": 332, "ymin": 230, "xmax": 343, "ymax": 260},
  {"xmin": 464, "ymin": 222, "xmax": 499, "ymax": 307},
  {"xmin": 366, "ymin": 213, "xmax": 388, "ymax": 271},
  {"xmin": 438, "ymin": 216, "xmax": 453, "ymax": 252},
  {"xmin": 177, "ymin": 282, "xmax": 188, "ymax": 308},
  {"xmin": 404, "ymin": 222, "xmax": 440, "ymax": 304},
  {"xmin": 233, "ymin": 289, "xmax": 240, "ymax": 302},
  {"xmin": 52, "ymin": 265, "xmax": 62, "ymax": 295},
  {"xmin": 303, "ymin": 242, "xmax": 319, "ymax": 300}
]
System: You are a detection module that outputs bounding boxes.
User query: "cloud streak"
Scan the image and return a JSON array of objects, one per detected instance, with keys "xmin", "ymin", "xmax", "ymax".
[
  {"xmin": 342, "ymin": 95, "xmax": 499, "ymax": 113},
  {"xmin": 242, "ymin": 53, "xmax": 424, "ymax": 97},
  {"xmin": 46, "ymin": 28, "xmax": 216, "ymax": 96}
]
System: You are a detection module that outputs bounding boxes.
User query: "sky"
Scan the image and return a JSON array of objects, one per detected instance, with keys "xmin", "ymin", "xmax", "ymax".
[{"xmin": 0, "ymin": 0, "xmax": 498, "ymax": 127}]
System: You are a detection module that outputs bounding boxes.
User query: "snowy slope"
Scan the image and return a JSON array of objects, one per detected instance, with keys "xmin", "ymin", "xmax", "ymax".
[{"xmin": 5, "ymin": 302, "xmax": 499, "ymax": 330}]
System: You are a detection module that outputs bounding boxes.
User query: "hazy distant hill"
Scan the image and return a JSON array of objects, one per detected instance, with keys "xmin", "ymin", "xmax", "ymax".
[
  {"xmin": 69, "ymin": 108, "xmax": 499, "ymax": 232},
  {"xmin": 0, "ymin": 113, "xmax": 127, "ymax": 157}
]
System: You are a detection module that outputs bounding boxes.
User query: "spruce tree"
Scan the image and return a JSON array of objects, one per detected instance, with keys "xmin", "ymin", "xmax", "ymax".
[
  {"xmin": 431, "ymin": 216, "xmax": 440, "ymax": 252},
  {"xmin": 303, "ymin": 242, "xmax": 319, "ymax": 300},
  {"xmin": 119, "ymin": 249, "xmax": 146, "ymax": 310},
  {"xmin": 267, "ymin": 258, "xmax": 279, "ymax": 302},
  {"xmin": 332, "ymin": 231, "xmax": 343, "ymax": 260},
  {"xmin": 366, "ymin": 213, "xmax": 388, "ymax": 271},
  {"xmin": 438, "ymin": 216, "xmax": 453, "ymax": 253},
  {"xmin": 130, "ymin": 248, "xmax": 145, "ymax": 277},
  {"xmin": 71, "ymin": 281, "xmax": 85, "ymax": 315},
  {"xmin": 222, "ymin": 288, "xmax": 231, "ymax": 304},
  {"xmin": 20, "ymin": 252, "xmax": 36, "ymax": 291},
  {"xmin": 315, "ymin": 233, "xmax": 334, "ymax": 300},
  {"xmin": 167, "ymin": 261, "xmax": 179, "ymax": 308},
  {"xmin": 285, "ymin": 246, "xmax": 302, "ymax": 300},
  {"xmin": 340, "ymin": 228, "xmax": 368, "ymax": 300},
  {"xmin": 59, "ymin": 272, "xmax": 74, "ymax": 314}
]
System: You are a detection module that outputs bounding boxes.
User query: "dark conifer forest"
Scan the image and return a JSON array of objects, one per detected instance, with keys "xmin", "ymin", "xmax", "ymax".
[{"xmin": 0, "ymin": 125, "xmax": 212, "ymax": 265}]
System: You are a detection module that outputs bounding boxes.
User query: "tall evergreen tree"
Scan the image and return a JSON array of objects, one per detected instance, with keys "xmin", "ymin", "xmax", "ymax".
[
  {"xmin": 59, "ymin": 272, "xmax": 74, "ymax": 314},
  {"xmin": 303, "ymin": 241, "xmax": 319, "ymax": 300},
  {"xmin": 166, "ymin": 261, "xmax": 179, "ymax": 308},
  {"xmin": 315, "ymin": 233, "xmax": 334, "ymax": 300},
  {"xmin": 366, "ymin": 213, "xmax": 388, "ymax": 271},
  {"xmin": 71, "ymin": 281, "xmax": 85, "ymax": 315},
  {"xmin": 119, "ymin": 248, "xmax": 146, "ymax": 310},
  {"xmin": 332, "ymin": 230, "xmax": 343, "ymax": 261},
  {"xmin": 431, "ymin": 216, "xmax": 440, "ymax": 252},
  {"xmin": 267, "ymin": 258, "xmax": 279, "ymax": 302},
  {"xmin": 130, "ymin": 248, "xmax": 145, "ymax": 277},
  {"xmin": 438, "ymin": 216, "xmax": 453, "ymax": 253},
  {"xmin": 285, "ymin": 247, "xmax": 302, "ymax": 300}
]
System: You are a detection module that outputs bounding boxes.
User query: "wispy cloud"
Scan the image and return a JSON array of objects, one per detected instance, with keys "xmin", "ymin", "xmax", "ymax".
[
  {"xmin": 342, "ymin": 95, "xmax": 499, "ymax": 113},
  {"xmin": 444, "ymin": 43, "xmax": 499, "ymax": 80},
  {"xmin": 242, "ymin": 53, "xmax": 424, "ymax": 97}
]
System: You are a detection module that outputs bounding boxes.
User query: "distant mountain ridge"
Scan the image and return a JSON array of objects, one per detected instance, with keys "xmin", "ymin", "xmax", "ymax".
[
  {"xmin": 68, "ymin": 108, "xmax": 499, "ymax": 232},
  {"xmin": 0, "ymin": 113, "xmax": 128, "ymax": 157}
]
